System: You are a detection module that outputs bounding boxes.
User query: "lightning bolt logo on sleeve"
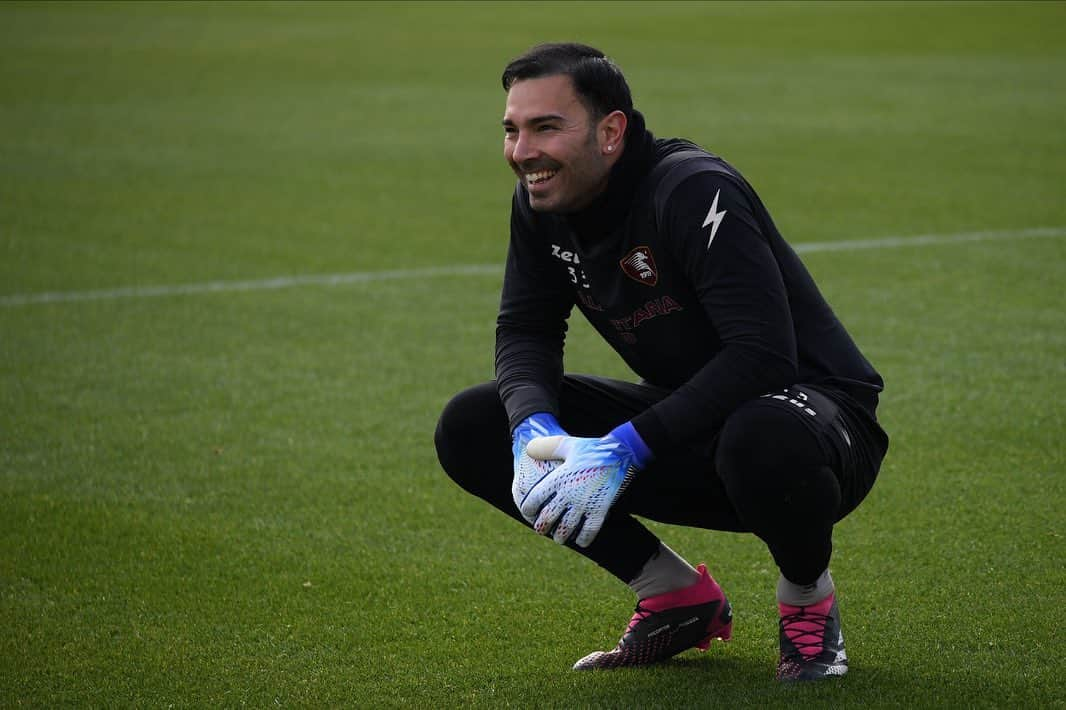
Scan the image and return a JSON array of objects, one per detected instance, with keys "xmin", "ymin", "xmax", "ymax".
[{"xmin": 702, "ymin": 188, "xmax": 727, "ymax": 249}]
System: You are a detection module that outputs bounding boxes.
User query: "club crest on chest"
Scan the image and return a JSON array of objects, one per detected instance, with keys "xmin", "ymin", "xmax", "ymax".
[{"xmin": 620, "ymin": 246, "xmax": 659, "ymax": 287}]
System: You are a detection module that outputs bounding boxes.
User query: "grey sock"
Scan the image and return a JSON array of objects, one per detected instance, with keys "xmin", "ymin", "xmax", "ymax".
[
  {"xmin": 627, "ymin": 543, "xmax": 700, "ymax": 599},
  {"xmin": 776, "ymin": 569, "xmax": 835, "ymax": 607}
]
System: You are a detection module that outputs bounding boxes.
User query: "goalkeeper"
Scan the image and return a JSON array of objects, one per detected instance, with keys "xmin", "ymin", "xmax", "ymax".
[{"xmin": 434, "ymin": 43, "xmax": 889, "ymax": 682}]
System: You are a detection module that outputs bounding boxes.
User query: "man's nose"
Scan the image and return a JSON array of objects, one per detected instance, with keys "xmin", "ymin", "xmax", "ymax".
[{"xmin": 511, "ymin": 131, "xmax": 539, "ymax": 165}]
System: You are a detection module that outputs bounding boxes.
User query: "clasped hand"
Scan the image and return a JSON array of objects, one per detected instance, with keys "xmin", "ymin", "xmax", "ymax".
[
  {"xmin": 518, "ymin": 433, "xmax": 642, "ymax": 548},
  {"xmin": 511, "ymin": 413, "xmax": 566, "ymax": 508}
]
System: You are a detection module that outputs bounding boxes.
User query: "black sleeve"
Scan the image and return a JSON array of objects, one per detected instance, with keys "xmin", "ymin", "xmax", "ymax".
[
  {"xmin": 631, "ymin": 172, "xmax": 798, "ymax": 451},
  {"xmin": 494, "ymin": 189, "xmax": 575, "ymax": 433}
]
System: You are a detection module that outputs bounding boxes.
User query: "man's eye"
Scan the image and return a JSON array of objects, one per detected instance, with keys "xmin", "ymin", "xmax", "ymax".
[{"xmin": 538, "ymin": 125, "xmax": 557, "ymax": 132}]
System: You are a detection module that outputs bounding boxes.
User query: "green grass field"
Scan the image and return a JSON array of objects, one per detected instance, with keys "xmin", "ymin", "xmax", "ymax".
[{"xmin": 2, "ymin": 1, "xmax": 1064, "ymax": 706}]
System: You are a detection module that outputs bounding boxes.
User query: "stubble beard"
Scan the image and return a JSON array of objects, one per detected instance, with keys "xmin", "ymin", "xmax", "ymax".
[{"xmin": 525, "ymin": 128, "xmax": 608, "ymax": 215}]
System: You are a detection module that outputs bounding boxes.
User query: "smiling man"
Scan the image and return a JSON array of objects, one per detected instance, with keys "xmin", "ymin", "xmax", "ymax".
[
  {"xmin": 503, "ymin": 72, "xmax": 624, "ymax": 214},
  {"xmin": 434, "ymin": 43, "xmax": 889, "ymax": 681}
]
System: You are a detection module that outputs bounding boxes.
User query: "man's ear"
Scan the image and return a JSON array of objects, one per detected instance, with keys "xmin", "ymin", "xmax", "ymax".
[{"xmin": 599, "ymin": 110, "xmax": 628, "ymax": 156}]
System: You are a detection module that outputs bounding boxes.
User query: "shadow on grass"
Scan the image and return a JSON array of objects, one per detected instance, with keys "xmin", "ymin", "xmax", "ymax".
[{"xmin": 549, "ymin": 653, "xmax": 1046, "ymax": 709}]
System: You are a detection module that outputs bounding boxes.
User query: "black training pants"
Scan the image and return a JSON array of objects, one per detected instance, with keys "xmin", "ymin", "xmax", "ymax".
[{"xmin": 434, "ymin": 374, "xmax": 888, "ymax": 585}]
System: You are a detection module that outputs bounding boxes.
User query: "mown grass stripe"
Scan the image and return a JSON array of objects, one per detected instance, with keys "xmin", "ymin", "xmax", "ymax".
[{"xmin": 2, "ymin": 226, "xmax": 1063, "ymax": 307}]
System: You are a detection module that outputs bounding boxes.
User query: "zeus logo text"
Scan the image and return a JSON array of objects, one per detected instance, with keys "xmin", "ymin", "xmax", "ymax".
[
  {"xmin": 550, "ymin": 245, "xmax": 580, "ymax": 263},
  {"xmin": 550, "ymin": 244, "xmax": 591, "ymax": 288},
  {"xmin": 762, "ymin": 389, "xmax": 817, "ymax": 416}
]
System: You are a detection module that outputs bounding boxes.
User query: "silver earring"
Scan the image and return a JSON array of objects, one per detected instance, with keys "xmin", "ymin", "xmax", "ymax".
[{"xmin": 606, "ymin": 145, "xmax": 614, "ymax": 152}]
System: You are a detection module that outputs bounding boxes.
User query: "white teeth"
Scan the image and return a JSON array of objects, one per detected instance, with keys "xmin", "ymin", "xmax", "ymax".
[{"xmin": 526, "ymin": 170, "xmax": 557, "ymax": 185}]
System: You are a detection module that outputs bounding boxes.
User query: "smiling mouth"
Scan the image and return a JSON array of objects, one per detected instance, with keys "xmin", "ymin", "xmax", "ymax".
[{"xmin": 525, "ymin": 169, "xmax": 558, "ymax": 187}]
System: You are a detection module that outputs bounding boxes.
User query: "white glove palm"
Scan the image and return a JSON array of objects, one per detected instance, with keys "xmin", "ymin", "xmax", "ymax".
[{"xmin": 520, "ymin": 433, "xmax": 642, "ymax": 548}]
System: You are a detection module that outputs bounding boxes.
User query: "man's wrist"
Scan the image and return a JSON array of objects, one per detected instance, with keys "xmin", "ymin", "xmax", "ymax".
[
  {"xmin": 628, "ymin": 409, "xmax": 672, "ymax": 455},
  {"xmin": 514, "ymin": 412, "xmax": 563, "ymax": 444},
  {"xmin": 609, "ymin": 421, "xmax": 654, "ymax": 468},
  {"xmin": 524, "ymin": 412, "xmax": 561, "ymax": 432}
]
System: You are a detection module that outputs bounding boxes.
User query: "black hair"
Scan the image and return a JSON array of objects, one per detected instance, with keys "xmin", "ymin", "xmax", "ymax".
[{"xmin": 501, "ymin": 42, "xmax": 633, "ymax": 120}]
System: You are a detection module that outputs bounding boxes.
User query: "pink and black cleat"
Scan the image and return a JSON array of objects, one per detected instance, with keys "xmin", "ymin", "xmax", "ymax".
[
  {"xmin": 776, "ymin": 593, "xmax": 848, "ymax": 681},
  {"xmin": 573, "ymin": 563, "xmax": 732, "ymax": 670}
]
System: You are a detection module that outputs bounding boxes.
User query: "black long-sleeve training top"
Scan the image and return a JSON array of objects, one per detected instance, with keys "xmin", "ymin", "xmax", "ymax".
[{"xmin": 495, "ymin": 111, "xmax": 883, "ymax": 455}]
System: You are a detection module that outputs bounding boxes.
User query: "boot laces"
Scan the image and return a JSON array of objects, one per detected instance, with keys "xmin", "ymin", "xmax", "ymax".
[
  {"xmin": 780, "ymin": 609, "xmax": 831, "ymax": 657},
  {"xmin": 625, "ymin": 601, "xmax": 655, "ymax": 633}
]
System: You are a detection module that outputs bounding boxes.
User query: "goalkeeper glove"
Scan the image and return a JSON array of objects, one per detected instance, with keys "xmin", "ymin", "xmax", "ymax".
[
  {"xmin": 521, "ymin": 421, "xmax": 653, "ymax": 548},
  {"xmin": 511, "ymin": 412, "xmax": 567, "ymax": 513}
]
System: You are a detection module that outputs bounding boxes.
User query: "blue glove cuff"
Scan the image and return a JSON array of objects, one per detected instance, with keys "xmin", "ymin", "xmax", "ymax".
[
  {"xmin": 609, "ymin": 421, "xmax": 654, "ymax": 468},
  {"xmin": 514, "ymin": 412, "xmax": 564, "ymax": 446},
  {"xmin": 522, "ymin": 412, "xmax": 561, "ymax": 434}
]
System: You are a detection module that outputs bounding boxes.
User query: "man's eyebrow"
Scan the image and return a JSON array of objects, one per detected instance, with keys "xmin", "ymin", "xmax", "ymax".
[{"xmin": 501, "ymin": 114, "xmax": 567, "ymax": 126}]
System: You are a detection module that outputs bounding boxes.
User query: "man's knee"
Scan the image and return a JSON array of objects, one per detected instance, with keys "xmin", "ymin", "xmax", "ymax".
[
  {"xmin": 715, "ymin": 401, "xmax": 840, "ymax": 520},
  {"xmin": 717, "ymin": 402, "xmax": 823, "ymax": 478},
  {"xmin": 434, "ymin": 382, "xmax": 510, "ymax": 493}
]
